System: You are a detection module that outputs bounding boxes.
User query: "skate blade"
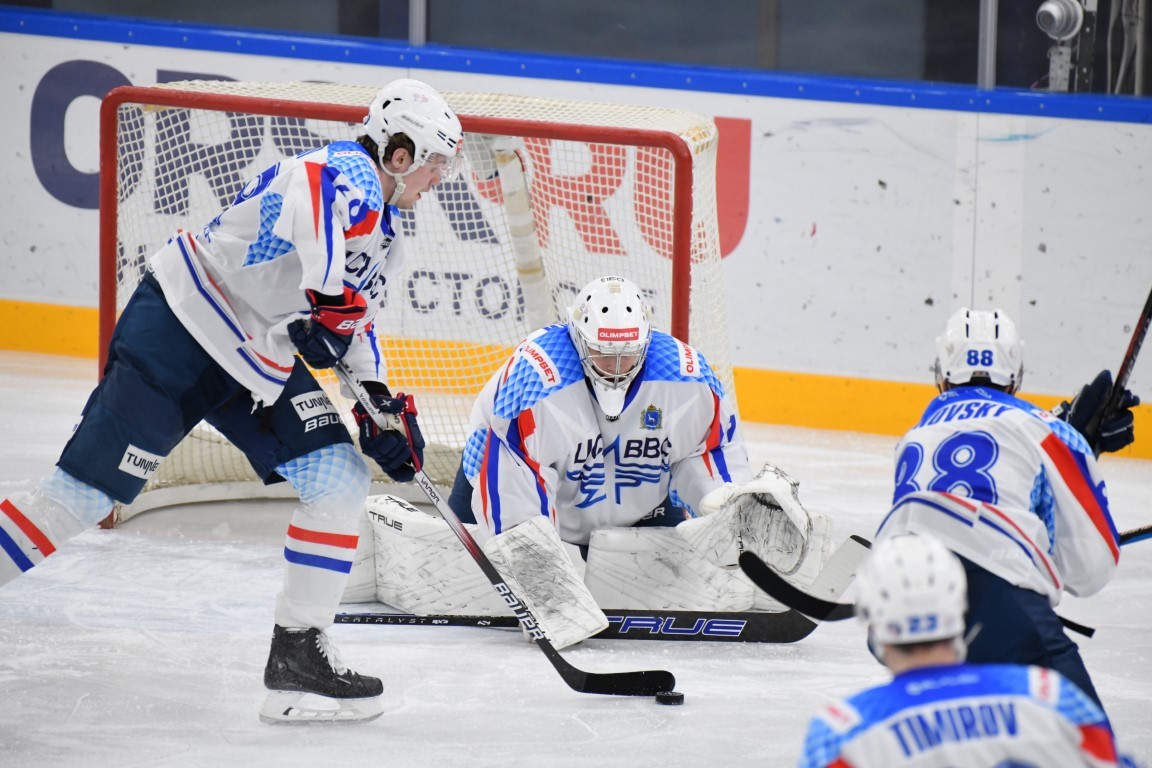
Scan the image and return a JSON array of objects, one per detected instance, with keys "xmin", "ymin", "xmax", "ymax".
[{"xmin": 259, "ymin": 690, "xmax": 384, "ymax": 725}]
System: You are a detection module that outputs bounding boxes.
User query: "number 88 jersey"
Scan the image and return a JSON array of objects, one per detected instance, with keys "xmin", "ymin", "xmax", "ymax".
[{"xmin": 879, "ymin": 386, "xmax": 1120, "ymax": 604}]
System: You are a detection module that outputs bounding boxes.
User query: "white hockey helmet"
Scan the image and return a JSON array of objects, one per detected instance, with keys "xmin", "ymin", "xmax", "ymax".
[
  {"xmin": 855, "ymin": 534, "xmax": 968, "ymax": 660},
  {"xmin": 362, "ymin": 79, "xmax": 463, "ymax": 194},
  {"xmin": 567, "ymin": 276, "xmax": 653, "ymax": 419},
  {"xmin": 933, "ymin": 307, "xmax": 1024, "ymax": 393}
]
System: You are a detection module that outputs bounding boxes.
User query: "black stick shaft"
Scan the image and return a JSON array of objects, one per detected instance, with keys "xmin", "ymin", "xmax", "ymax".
[{"xmin": 334, "ymin": 361, "xmax": 675, "ymax": 696}]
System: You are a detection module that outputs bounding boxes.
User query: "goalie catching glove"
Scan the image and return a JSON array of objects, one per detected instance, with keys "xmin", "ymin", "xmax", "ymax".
[
  {"xmin": 679, "ymin": 462, "xmax": 814, "ymax": 575},
  {"xmin": 288, "ymin": 287, "xmax": 368, "ymax": 369},
  {"xmin": 352, "ymin": 382, "xmax": 424, "ymax": 483},
  {"xmin": 1053, "ymin": 369, "xmax": 1140, "ymax": 455}
]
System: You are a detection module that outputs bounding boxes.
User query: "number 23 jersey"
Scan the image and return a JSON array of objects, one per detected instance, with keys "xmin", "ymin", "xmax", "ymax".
[{"xmin": 880, "ymin": 386, "xmax": 1120, "ymax": 605}]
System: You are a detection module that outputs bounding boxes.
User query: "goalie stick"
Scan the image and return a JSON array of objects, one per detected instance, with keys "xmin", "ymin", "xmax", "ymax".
[
  {"xmin": 739, "ymin": 526, "xmax": 1151, "ymax": 638},
  {"xmin": 335, "ymin": 524, "xmax": 874, "ymax": 643},
  {"xmin": 334, "ymin": 360, "xmax": 675, "ymax": 697},
  {"xmin": 335, "ymin": 608, "xmax": 819, "ymax": 643}
]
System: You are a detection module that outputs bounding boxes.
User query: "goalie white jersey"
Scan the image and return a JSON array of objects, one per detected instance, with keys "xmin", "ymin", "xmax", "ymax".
[
  {"xmin": 149, "ymin": 140, "xmax": 397, "ymax": 404},
  {"xmin": 879, "ymin": 387, "xmax": 1121, "ymax": 604},
  {"xmin": 459, "ymin": 324, "xmax": 751, "ymax": 544}
]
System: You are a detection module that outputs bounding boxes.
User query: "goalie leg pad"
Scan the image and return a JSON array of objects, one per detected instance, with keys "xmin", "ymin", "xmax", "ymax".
[
  {"xmin": 681, "ymin": 462, "xmax": 813, "ymax": 575},
  {"xmin": 583, "ymin": 527, "xmax": 754, "ymax": 611},
  {"xmin": 364, "ymin": 494, "xmax": 512, "ymax": 616},
  {"xmin": 481, "ymin": 516, "xmax": 608, "ymax": 650}
]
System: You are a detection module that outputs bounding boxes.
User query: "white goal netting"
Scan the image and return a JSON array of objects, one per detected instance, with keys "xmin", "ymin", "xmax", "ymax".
[{"xmin": 100, "ymin": 81, "xmax": 731, "ymax": 521}]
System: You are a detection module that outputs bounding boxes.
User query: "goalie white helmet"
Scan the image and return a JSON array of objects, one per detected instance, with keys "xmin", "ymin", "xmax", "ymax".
[
  {"xmin": 362, "ymin": 79, "xmax": 463, "ymax": 187},
  {"xmin": 567, "ymin": 276, "xmax": 653, "ymax": 419},
  {"xmin": 933, "ymin": 307, "xmax": 1024, "ymax": 394},
  {"xmin": 855, "ymin": 534, "xmax": 968, "ymax": 658}
]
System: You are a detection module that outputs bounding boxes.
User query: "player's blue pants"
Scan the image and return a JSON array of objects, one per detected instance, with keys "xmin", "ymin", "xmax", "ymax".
[
  {"xmin": 960, "ymin": 556, "xmax": 1102, "ymax": 708},
  {"xmin": 58, "ymin": 273, "xmax": 353, "ymax": 504}
]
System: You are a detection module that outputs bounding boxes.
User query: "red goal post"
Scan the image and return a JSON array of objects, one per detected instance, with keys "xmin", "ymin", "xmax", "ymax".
[{"xmin": 98, "ymin": 81, "xmax": 732, "ymax": 521}]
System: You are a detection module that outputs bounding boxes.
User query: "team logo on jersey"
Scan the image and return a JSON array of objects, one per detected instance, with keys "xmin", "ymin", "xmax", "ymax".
[
  {"xmin": 641, "ymin": 405, "xmax": 663, "ymax": 430},
  {"xmin": 677, "ymin": 341, "xmax": 701, "ymax": 378},
  {"xmin": 521, "ymin": 341, "xmax": 560, "ymax": 388},
  {"xmin": 118, "ymin": 444, "xmax": 163, "ymax": 480}
]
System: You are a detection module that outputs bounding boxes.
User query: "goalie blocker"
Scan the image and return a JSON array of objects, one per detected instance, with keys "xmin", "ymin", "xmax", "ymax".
[{"xmin": 343, "ymin": 464, "xmax": 832, "ymax": 640}]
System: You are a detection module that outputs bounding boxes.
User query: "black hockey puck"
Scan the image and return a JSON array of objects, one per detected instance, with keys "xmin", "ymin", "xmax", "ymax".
[{"xmin": 655, "ymin": 690, "xmax": 685, "ymax": 706}]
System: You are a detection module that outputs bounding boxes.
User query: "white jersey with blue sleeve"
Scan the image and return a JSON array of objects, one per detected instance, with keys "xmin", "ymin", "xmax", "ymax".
[
  {"xmin": 797, "ymin": 663, "xmax": 1121, "ymax": 768},
  {"xmin": 459, "ymin": 326, "xmax": 751, "ymax": 545},
  {"xmin": 877, "ymin": 387, "xmax": 1120, "ymax": 604},
  {"xmin": 149, "ymin": 141, "xmax": 397, "ymax": 404}
]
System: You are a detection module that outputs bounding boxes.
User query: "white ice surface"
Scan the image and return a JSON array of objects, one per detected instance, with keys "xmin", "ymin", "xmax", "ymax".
[{"xmin": 1, "ymin": 350, "xmax": 1149, "ymax": 767}]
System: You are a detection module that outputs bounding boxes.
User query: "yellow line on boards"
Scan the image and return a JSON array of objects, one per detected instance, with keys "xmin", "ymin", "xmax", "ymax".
[{"xmin": 1, "ymin": 298, "xmax": 1146, "ymax": 458}]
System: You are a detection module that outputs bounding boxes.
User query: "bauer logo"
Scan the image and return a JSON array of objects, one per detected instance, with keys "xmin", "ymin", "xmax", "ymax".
[
  {"xmin": 522, "ymin": 342, "xmax": 560, "ymax": 387},
  {"xmin": 118, "ymin": 444, "xmax": 164, "ymax": 480},
  {"xmin": 291, "ymin": 391, "xmax": 337, "ymax": 421}
]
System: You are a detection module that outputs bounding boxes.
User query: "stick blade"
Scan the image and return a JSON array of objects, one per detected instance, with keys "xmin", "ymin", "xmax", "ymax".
[{"xmin": 738, "ymin": 551, "xmax": 856, "ymax": 621}]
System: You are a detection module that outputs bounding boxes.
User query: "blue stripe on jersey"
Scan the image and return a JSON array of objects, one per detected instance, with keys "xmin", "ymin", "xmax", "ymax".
[
  {"xmin": 283, "ymin": 547, "xmax": 353, "ymax": 574},
  {"xmin": 0, "ymin": 526, "xmax": 34, "ymax": 572},
  {"xmin": 236, "ymin": 347, "xmax": 292, "ymax": 387},
  {"xmin": 317, "ymin": 167, "xmax": 340, "ymax": 286},
  {"xmin": 176, "ymin": 236, "xmax": 245, "ymax": 342},
  {"xmin": 878, "ymin": 493, "xmax": 976, "ymax": 534},
  {"xmin": 485, "ymin": 434, "xmax": 502, "ymax": 532}
]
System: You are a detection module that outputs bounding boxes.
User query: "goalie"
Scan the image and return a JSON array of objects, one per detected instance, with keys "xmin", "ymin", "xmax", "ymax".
[{"xmin": 349, "ymin": 276, "xmax": 832, "ymax": 648}]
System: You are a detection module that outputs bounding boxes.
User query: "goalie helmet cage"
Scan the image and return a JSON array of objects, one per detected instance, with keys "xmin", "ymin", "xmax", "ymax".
[{"xmin": 98, "ymin": 81, "xmax": 733, "ymax": 523}]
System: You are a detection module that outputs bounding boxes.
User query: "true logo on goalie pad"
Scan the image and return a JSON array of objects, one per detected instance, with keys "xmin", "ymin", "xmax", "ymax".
[{"xmin": 118, "ymin": 444, "xmax": 163, "ymax": 480}]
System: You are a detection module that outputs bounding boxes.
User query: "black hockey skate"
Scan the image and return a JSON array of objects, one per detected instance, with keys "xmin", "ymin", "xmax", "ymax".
[{"xmin": 260, "ymin": 625, "xmax": 384, "ymax": 725}]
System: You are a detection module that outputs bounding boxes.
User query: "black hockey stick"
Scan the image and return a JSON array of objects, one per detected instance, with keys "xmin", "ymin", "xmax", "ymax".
[
  {"xmin": 334, "ymin": 361, "xmax": 675, "ymax": 697},
  {"xmin": 1119, "ymin": 523, "xmax": 1152, "ymax": 545},
  {"xmin": 336, "ymin": 608, "xmax": 819, "ymax": 643},
  {"xmin": 745, "ymin": 523, "xmax": 1152, "ymax": 626},
  {"xmin": 1085, "ymin": 282, "xmax": 1152, "ymax": 457},
  {"xmin": 738, "ymin": 549, "xmax": 1098, "ymax": 638},
  {"xmin": 739, "ymin": 522, "xmax": 1152, "ymax": 638}
]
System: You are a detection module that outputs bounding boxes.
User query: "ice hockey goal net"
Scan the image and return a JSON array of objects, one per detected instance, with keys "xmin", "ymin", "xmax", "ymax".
[{"xmin": 99, "ymin": 81, "xmax": 731, "ymax": 522}]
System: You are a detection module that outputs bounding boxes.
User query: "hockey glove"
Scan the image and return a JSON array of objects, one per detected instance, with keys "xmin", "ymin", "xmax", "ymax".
[
  {"xmin": 1058, "ymin": 369, "xmax": 1140, "ymax": 455},
  {"xmin": 352, "ymin": 382, "xmax": 425, "ymax": 483},
  {"xmin": 288, "ymin": 288, "xmax": 368, "ymax": 369}
]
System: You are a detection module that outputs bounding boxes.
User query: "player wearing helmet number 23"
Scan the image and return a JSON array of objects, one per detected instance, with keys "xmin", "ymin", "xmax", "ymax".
[
  {"xmin": 796, "ymin": 535, "xmax": 1128, "ymax": 767},
  {"xmin": 0, "ymin": 78, "xmax": 463, "ymax": 725}
]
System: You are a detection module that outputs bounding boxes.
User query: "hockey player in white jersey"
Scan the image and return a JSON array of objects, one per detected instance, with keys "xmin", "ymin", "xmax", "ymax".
[
  {"xmin": 0, "ymin": 78, "xmax": 463, "ymax": 724},
  {"xmin": 352, "ymin": 275, "xmax": 830, "ymax": 648},
  {"xmin": 796, "ymin": 534, "xmax": 1128, "ymax": 768},
  {"xmin": 876, "ymin": 307, "xmax": 1139, "ymax": 709}
]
